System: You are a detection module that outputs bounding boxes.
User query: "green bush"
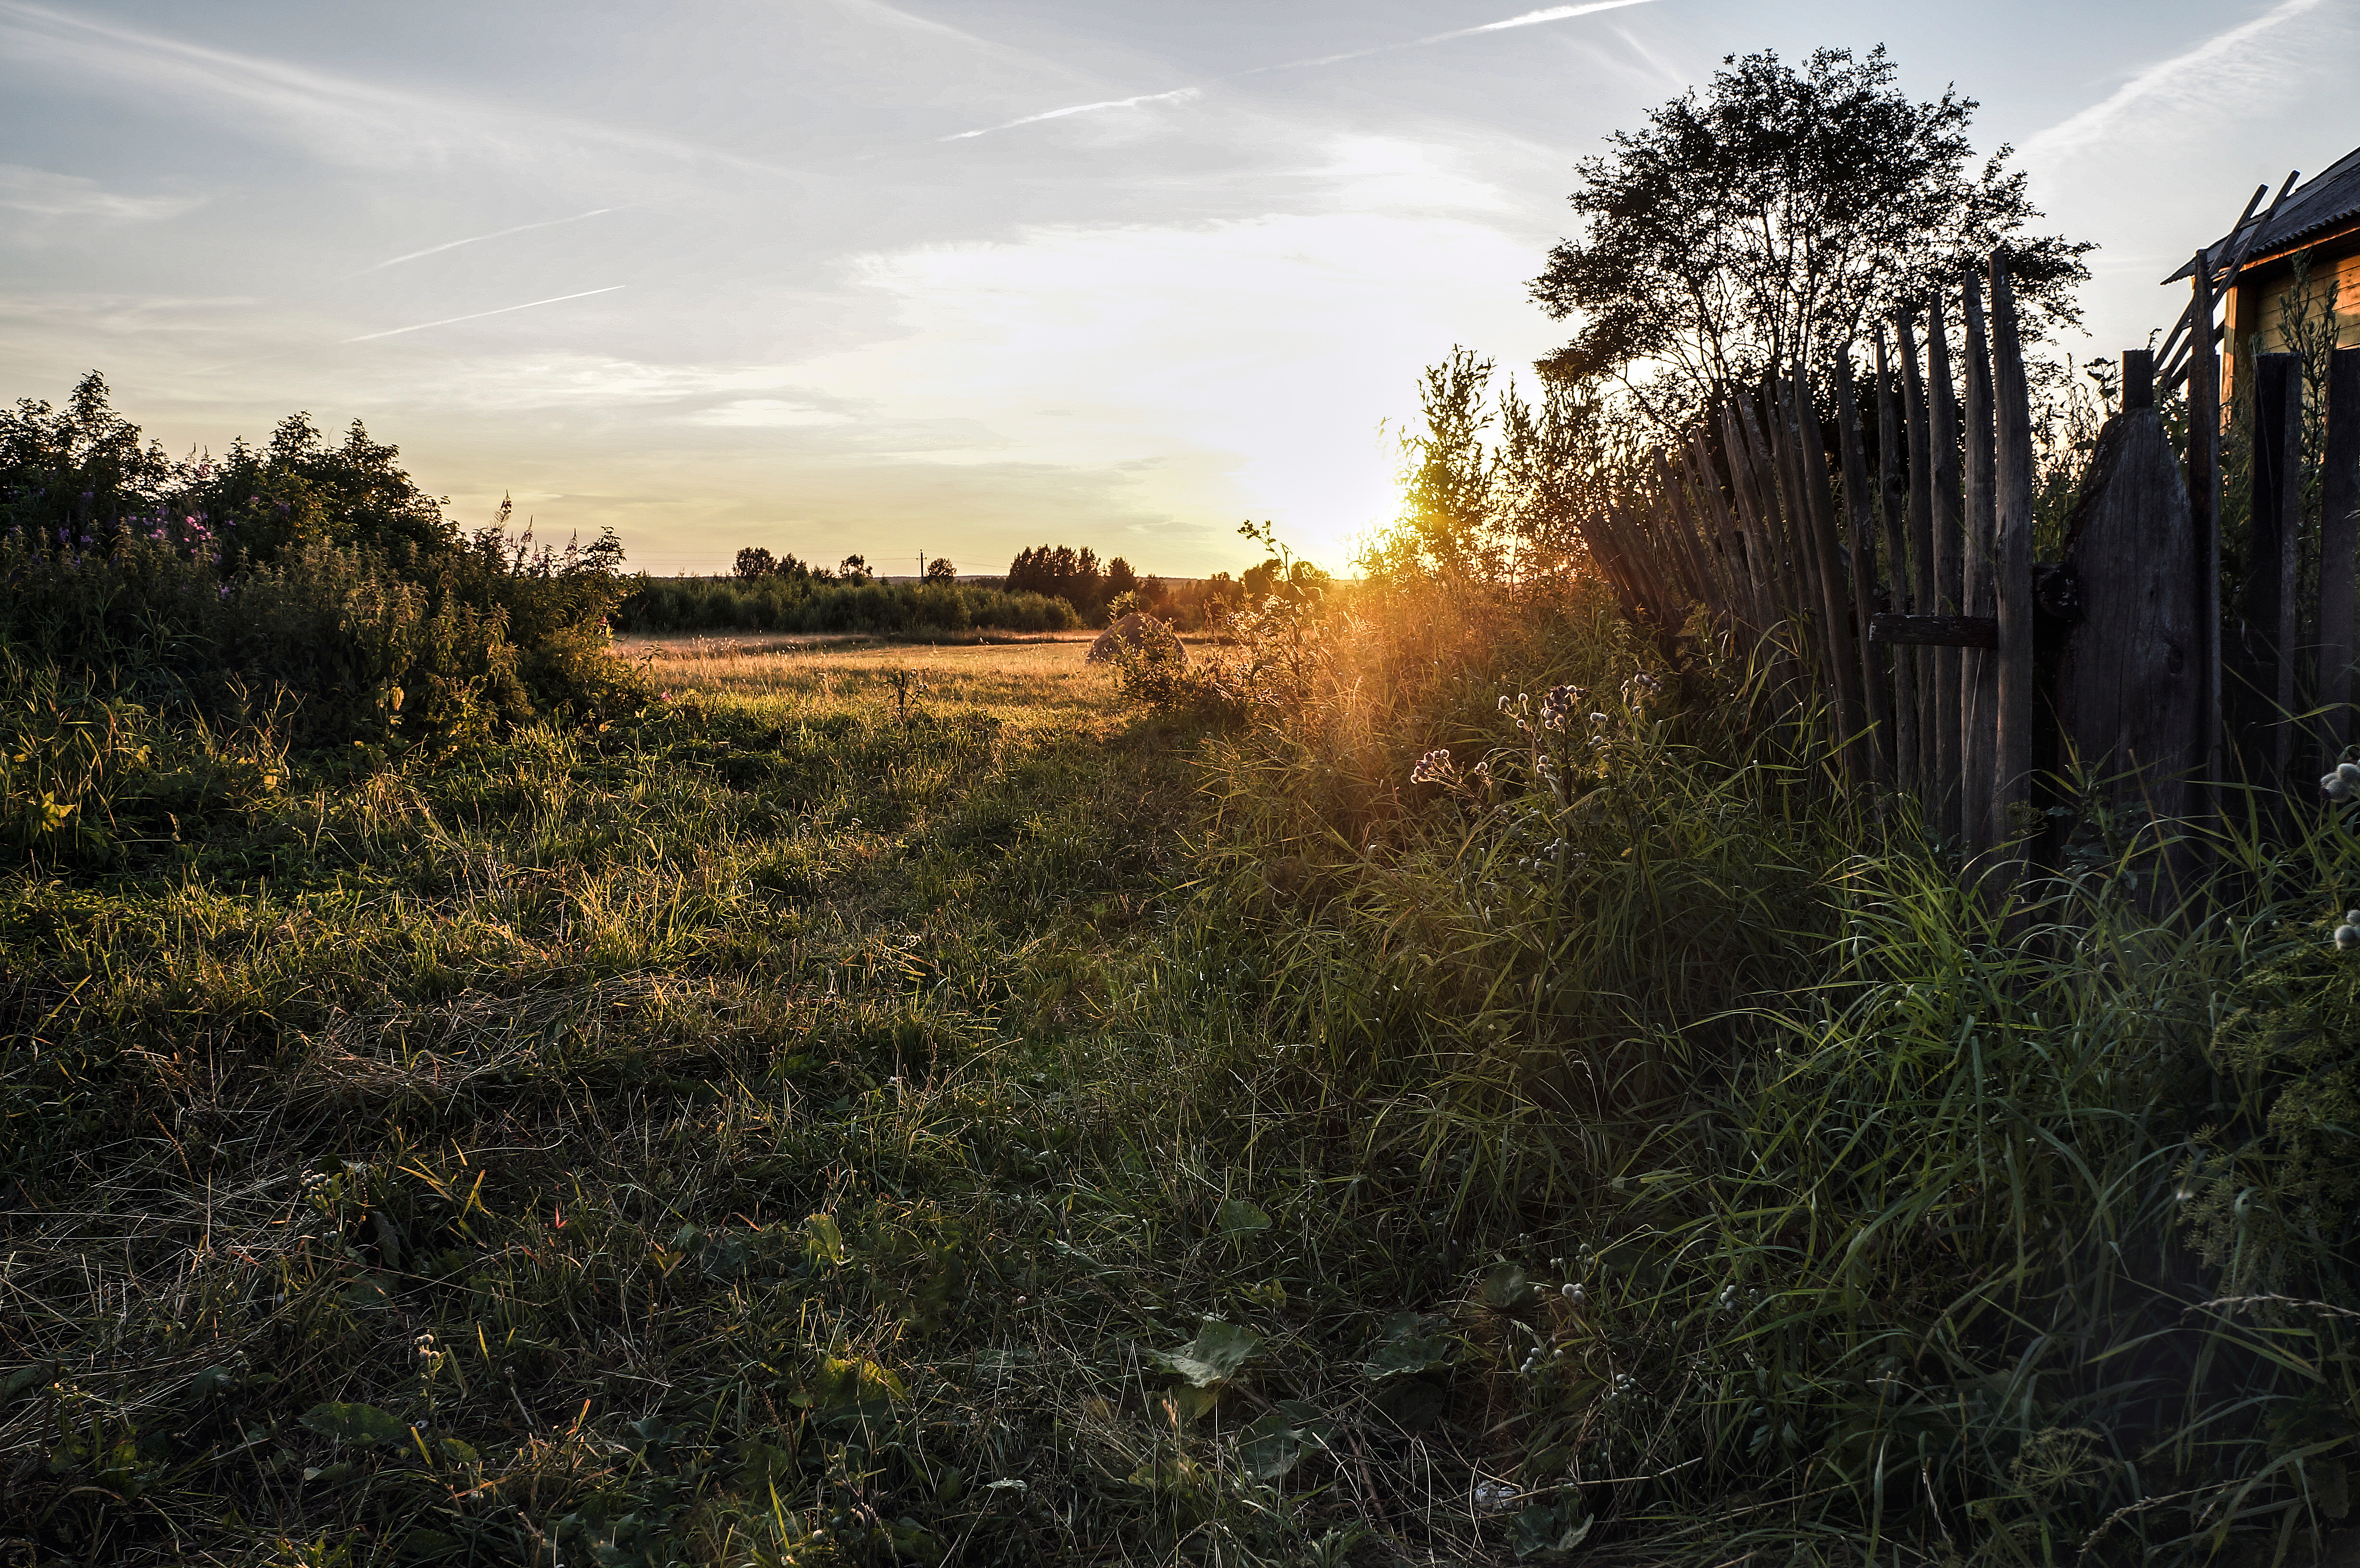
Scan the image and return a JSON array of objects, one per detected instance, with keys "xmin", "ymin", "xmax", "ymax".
[{"xmin": 1, "ymin": 375, "xmax": 643, "ymax": 753}]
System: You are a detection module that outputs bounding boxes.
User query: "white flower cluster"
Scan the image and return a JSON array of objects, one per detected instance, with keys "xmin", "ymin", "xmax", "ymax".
[
  {"xmin": 2334, "ymin": 910, "xmax": 2360, "ymax": 951},
  {"xmin": 1410, "ymin": 748, "xmax": 1459, "ymax": 786},
  {"xmin": 1539, "ymin": 684, "xmax": 1587, "ymax": 731},
  {"xmin": 2323, "ymin": 761, "xmax": 2360, "ymax": 800},
  {"xmin": 1473, "ymin": 1481, "xmax": 1521, "ymax": 1513}
]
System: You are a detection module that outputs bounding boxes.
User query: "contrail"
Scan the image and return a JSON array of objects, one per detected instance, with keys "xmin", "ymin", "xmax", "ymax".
[
  {"xmin": 939, "ymin": 0, "xmax": 1665, "ymax": 142},
  {"xmin": 943, "ymin": 87, "xmax": 1200, "ymax": 141},
  {"xmin": 341, "ymin": 284, "xmax": 625, "ymax": 343},
  {"xmin": 2020, "ymin": 0, "xmax": 2324, "ymax": 162},
  {"xmin": 368, "ymin": 207, "xmax": 625, "ymax": 270}
]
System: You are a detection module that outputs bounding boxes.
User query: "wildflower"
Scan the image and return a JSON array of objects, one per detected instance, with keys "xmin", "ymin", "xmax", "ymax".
[
  {"xmin": 1539, "ymin": 684, "xmax": 1586, "ymax": 730},
  {"xmin": 1473, "ymin": 1481, "xmax": 1520, "ymax": 1513},
  {"xmin": 1410, "ymin": 748, "xmax": 1459, "ymax": 786},
  {"xmin": 2323, "ymin": 772, "xmax": 2352, "ymax": 801},
  {"xmin": 2336, "ymin": 924, "xmax": 2360, "ymax": 952},
  {"xmin": 1562, "ymin": 1282, "xmax": 1584, "ymax": 1303}
]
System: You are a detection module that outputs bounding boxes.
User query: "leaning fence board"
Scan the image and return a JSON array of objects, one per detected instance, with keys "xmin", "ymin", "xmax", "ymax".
[
  {"xmin": 1990, "ymin": 257, "xmax": 2036, "ymax": 856},
  {"xmin": 1899, "ymin": 315, "xmax": 1938, "ymax": 795},
  {"xmin": 1790, "ymin": 366, "xmax": 1868, "ymax": 779},
  {"xmin": 2188, "ymin": 249, "xmax": 2224, "ymax": 793},
  {"xmin": 2054, "ymin": 345, "xmax": 2200, "ymax": 858},
  {"xmin": 2247, "ymin": 353, "xmax": 2303, "ymax": 784},
  {"xmin": 2324, "ymin": 347, "xmax": 2360, "ymax": 761},
  {"xmin": 1928, "ymin": 295, "xmax": 1965, "ymax": 839},
  {"xmin": 1833, "ymin": 353, "xmax": 1893, "ymax": 784},
  {"xmin": 1960, "ymin": 277, "xmax": 2000, "ymax": 851},
  {"xmin": 1874, "ymin": 330, "xmax": 1920, "ymax": 797}
]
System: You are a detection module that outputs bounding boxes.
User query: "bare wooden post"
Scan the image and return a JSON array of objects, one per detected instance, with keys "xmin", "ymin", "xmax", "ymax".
[
  {"xmin": 1835, "ymin": 350, "xmax": 1894, "ymax": 785},
  {"xmin": 1928, "ymin": 294, "xmax": 1965, "ymax": 840},
  {"xmin": 1791, "ymin": 367, "xmax": 1869, "ymax": 780},
  {"xmin": 2248, "ymin": 353, "xmax": 2303, "ymax": 786},
  {"xmin": 1899, "ymin": 313, "xmax": 1939, "ymax": 804},
  {"xmin": 1991, "ymin": 255, "xmax": 2036, "ymax": 869},
  {"xmin": 2321, "ymin": 347, "xmax": 2360, "ymax": 762},
  {"xmin": 1961, "ymin": 276, "xmax": 2000, "ymax": 850},
  {"xmin": 2188, "ymin": 250, "xmax": 2224, "ymax": 810},
  {"xmin": 2054, "ymin": 345, "xmax": 2200, "ymax": 904},
  {"xmin": 1874, "ymin": 330, "xmax": 1920, "ymax": 797}
]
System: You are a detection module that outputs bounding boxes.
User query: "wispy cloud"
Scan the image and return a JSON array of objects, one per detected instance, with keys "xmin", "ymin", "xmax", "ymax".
[
  {"xmin": 342, "ymin": 285, "xmax": 626, "ymax": 343},
  {"xmin": 2021, "ymin": 0, "xmax": 2327, "ymax": 163},
  {"xmin": 0, "ymin": 0, "xmax": 798, "ymax": 178},
  {"xmin": 0, "ymin": 164, "xmax": 202, "ymax": 222},
  {"xmin": 368, "ymin": 208, "xmax": 627, "ymax": 270},
  {"xmin": 937, "ymin": 0, "xmax": 1665, "ymax": 142}
]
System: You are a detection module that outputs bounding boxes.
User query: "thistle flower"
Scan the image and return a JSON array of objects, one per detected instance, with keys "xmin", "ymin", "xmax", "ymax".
[
  {"xmin": 2335, "ymin": 924, "xmax": 2360, "ymax": 952},
  {"xmin": 2324, "ymin": 772, "xmax": 2353, "ymax": 802},
  {"xmin": 1410, "ymin": 748, "xmax": 1459, "ymax": 786}
]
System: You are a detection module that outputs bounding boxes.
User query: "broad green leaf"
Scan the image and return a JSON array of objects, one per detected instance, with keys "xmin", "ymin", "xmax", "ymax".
[
  {"xmin": 1480, "ymin": 1263, "xmax": 1536, "ymax": 1311},
  {"xmin": 1215, "ymin": 1198, "xmax": 1272, "ymax": 1236},
  {"xmin": 1235, "ymin": 1409, "xmax": 1303, "ymax": 1480},
  {"xmin": 803, "ymin": 1213, "xmax": 848, "ymax": 1265},
  {"xmin": 1234, "ymin": 1400, "xmax": 1334, "ymax": 1481},
  {"xmin": 1362, "ymin": 1334, "xmax": 1451, "ymax": 1380},
  {"xmin": 1510, "ymin": 1504, "xmax": 1594, "ymax": 1558},
  {"xmin": 300, "ymin": 1401, "xmax": 410, "ymax": 1446},
  {"xmin": 1144, "ymin": 1321, "xmax": 1264, "ymax": 1388}
]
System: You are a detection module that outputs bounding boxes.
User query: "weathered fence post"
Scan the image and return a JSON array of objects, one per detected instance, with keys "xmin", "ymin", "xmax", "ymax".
[
  {"xmin": 1960, "ymin": 276, "xmax": 2000, "ymax": 850},
  {"xmin": 1899, "ymin": 315, "xmax": 1937, "ymax": 800},
  {"xmin": 1991, "ymin": 256, "xmax": 2036, "ymax": 868},
  {"xmin": 1875, "ymin": 330, "xmax": 1920, "ymax": 798},
  {"xmin": 1834, "ymin": 351, "xmax": 1893, "ymax": 784},
  {"xmin": 2053, "ymin": 347, "xmax": 2200, "ymax": 899},
  {"xmin": 2245, "ymin": 353, "xmax": 2304, "ymax": 785},
  {"xmin": 1928, "ymin": 295, "xmax": 1965, "ymax": 840},
  {"xmin": 2187, "ymin": 250, "xmax": 2224, "ymax": 801},
  {"xmin": 2322, "ymin": 346, "xmax": 2360, "ymax": 761}
]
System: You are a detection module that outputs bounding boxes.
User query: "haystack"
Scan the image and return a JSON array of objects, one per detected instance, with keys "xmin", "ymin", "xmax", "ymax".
[{"xmin": 1087, "ymin": 612, "xmax": 1185, "ymax": 665}]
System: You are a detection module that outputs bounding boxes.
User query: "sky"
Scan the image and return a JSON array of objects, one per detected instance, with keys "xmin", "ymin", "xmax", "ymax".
[{"xmin": 3, "ymin": 0, "xmax": 2357, "ymax": 577}]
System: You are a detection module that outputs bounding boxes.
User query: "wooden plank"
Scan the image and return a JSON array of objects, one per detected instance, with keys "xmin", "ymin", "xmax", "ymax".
[
  {"xmin": 2247, "ymin": 352, "xmax": 2303, "ymax": 784},
  {"xmin": 1928, "ymin": 293, "xmax": 1965, "ymax": 839},
  {"xmin": 2188, "ymin": 249, "xmax": 2224, "ymax": 802},
  {"xmin": 1991, "ymin": 255, "xmax": 2037, "ymax": 858},
  {"xmin": 1872, "ymin": 613, "xmax": 1998, "ymax": 648},
  {"xmin": 1960, "ymin": 275, "xmax": 2000, "ymax": 849},
  {"xmin": 1764, "ymin": 372, "xmax": 1844, "ymax": 753},
  {"xmin": 1833, "ymin": 351, "xmax": 1893, "ymax": 784},
  {"xmin": 1874, "ymin": 328, "xmax": 1920, "ymax": 797},
  {"xmin": 1685, "ymin": 440, "xmax": 1760, "ymax": 636},
  {"xmin": 1791, "ymin": 367, "xmax": 1870, "ymax": 780},
  {"xmin": 1899, "ymin": 312, "xmax": 1938, "ymax": 796},
  {"xmin": 1732, "ymin": 393, "xmax": 1807, "ymax": 639},
  {"xmin": 2054, "ymin": 343, "xmax": 2200, "ymax": 863},
  {"xmin": 1753, "ymin": 378, "xmax": 1835, "ymax": 733},
  {"xmin": 2321, "ymin": 347, "xmax": 2360, "ymax": 762}
]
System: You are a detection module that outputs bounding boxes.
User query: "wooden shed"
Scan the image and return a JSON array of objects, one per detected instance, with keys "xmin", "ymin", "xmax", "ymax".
[{"xmin": 2172, "ymin": 147, "xmax": 2360, "ymax": 405}]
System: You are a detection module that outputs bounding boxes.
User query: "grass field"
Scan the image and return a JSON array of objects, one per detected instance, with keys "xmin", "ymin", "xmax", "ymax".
[
  {"xmin": 1, "ymin": 637, "xmax": 1267, "ymax": 1565},
  {"xmin": 11, "ymin": 616, "xmax": 2360, "ymax": 1568}
]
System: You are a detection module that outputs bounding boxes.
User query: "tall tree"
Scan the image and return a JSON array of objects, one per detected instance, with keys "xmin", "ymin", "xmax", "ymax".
[{"xmin": 1530, "ymin": 46, "xmax": 2090, "ymax": 419}]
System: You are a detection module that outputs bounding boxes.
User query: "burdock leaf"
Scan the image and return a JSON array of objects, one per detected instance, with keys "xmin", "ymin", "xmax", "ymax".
[
  {"xmin": 1362, "ymin": 1334, "xmax": 1451, "ymax": 1381},
  {"xmin": 1144, "ymin": 1321, "xmax": 1264, "ymax": 1387},
  {"xmin": 1215, "ymin": 1199, "xmax": 1272, "ymax": 1237},
  {"xmin": 299, "ymin": 1401, "xmax": 410, "ymax": 1446}
]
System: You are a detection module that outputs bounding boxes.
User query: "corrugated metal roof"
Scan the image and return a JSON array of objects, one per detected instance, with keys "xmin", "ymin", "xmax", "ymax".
[{"xmin": 2163, "ymin": 145, "xmax": 2360, "ymax": 283}]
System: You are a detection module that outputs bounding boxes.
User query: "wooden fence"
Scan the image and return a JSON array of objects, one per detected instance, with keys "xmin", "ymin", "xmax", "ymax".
[{"xmin": 1578, "ymin": 247, "xmax": 2360, "ymax": 866}]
